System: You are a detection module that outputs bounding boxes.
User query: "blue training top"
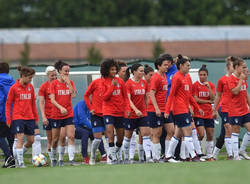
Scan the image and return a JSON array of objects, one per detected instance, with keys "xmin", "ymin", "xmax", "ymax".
[
  {"xmin": 73, "ymin": 100, "xmax": 92, "ymax": 130},
  {"xmin": 0, "ymin": 73, "xmax": 15, "ymax": 123},
  {"xmin": 165, "ymin": 64, "xmax": 178, "ymax": 100}
]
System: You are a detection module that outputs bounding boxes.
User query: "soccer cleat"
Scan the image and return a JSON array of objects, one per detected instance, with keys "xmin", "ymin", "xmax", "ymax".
[
  {"xmin": 191, "ymin": 156, "xmax": 201, "ymax": 162},
  {"xmin": 138, "ymin": 159, "xmax": 145, "ymax": 163},
  {"xmin": 146, "ymin": 158, "xmax": 154, "ymax": 163},
  {"xmin": 100, "ymin": 155, "xmax": 107, "ymax": 163},
  {"xmin": 89, "ymin": 158, "xmax": 96, "ymax": 165},
  {"xmin": 2, "ymin": 156, "xmax": 15, "ymax": 168},
  {"xmin": 19, "ymin": 163, "xmax": 26, "ymax": 168},
  {"xmin": 69, "ymin": 161, "xmax": 79, "ymax": 166},
  {"xmin": 129, "ymin": 159, "xmax": 135, "ymax": 164},
  {"xmin": 123, "ymin": 159, "xmax": 129, "ymax": 164},
  {"xmin": 51, "ymin": 160, "xmax": 57, "ymax": 167},
  {"xmin": 58, "ymin": 160, "xmax": 64, "ymax": 167},
  {"xmin": 206, "ymin": 157, "xmax": 215, "ymax": 162},
  {"xmin": 233, "ymin": 156, "xmax": 242, "ymax": 161},
  {"xmin": 82, "ymin": 156, "xmax": 90, "ymax": 165},
  {"xmin": 227, "ymin": 156, "xmax": 234, "ymax": 160},
  {"xmin": 165, "ymin": 157, "xmax": 181, "ymax": 163},
  {"xmin": 239, "ymin": 151, "xmax": 250, "ymax": 160}
]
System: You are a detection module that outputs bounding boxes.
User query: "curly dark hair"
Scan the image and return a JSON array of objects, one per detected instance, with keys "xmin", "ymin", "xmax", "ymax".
[
  {"xmin": 54, "ymin": 60, "xmax": 69, "ymax": 73},
  {"xmin": 100, "ymin": 59, "xmax": 118, "ymax": 78},
  {"xmin": 155, "ymin": 53, "xmax": 173, "ymax": 70}
]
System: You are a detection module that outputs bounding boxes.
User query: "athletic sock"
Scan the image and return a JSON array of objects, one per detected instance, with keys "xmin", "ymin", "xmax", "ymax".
[
  {"xmin": 240, "ymin": 132, "xmax": 250, "ymax": 152},
  {"xmin": 48, "ymin": 148, "xmax": 53, "ymax": 161},
  {"xmin": 165, "ymin": 136, "xmax": 179, "ymax": 158},
  {"xmin": 185, "ymin": 143, "xmax": 190, "ymax": 159},
  {"xmin": 32, "ymin": 134, "xmax": 42, "ymax": 157},
  {"xmin": 51, "ymin": 148, "xmax": 57, "ymax": 161},
  {"xmin": 180, "ymin": 141, "xmax": 186, "ymax": 160},
  {"xmin": 91, "ymin": 138, "xmax": 101, "ymax": 160},
  {"xmin": 115, "ymin": 142, "xmax": 123, "ymax": 161},
  {"xmin": 164, "ymin": 140, "xmax": 170, "ymax": 157},
  {"xmin": 68, "ymin": 145, "xmax": 75, "ymax": 161},
  {"xmin": 138, "ymin": 144, "xmax": 144, "ymax": 161},
  {"xmin": 224, "ymin": 137, "xmax": 233, "ymax": 157},
  {"xmin": 16, "ymin": 148, "xmax": 24, "ymax": 165},
  {"xmin": 232, "ymin": 133, "xmax": 239, "ymax": 158},
  {"xmin": 109, "ymin": 143, "xmax": 117, "ymax": 161},
  {"xmin": 184, "ymin": 136, "xmax": 196, "ymax": 158},
  {"xmin": 142, "ymin": 136, "xmax": 151, "ymax": 160},
  {"xmin": 123, "ymin": 137, "xmax": 131, "ymax": 160},
  {"xmin": 212, "ymin": 146, "xmax": 220, "ymax": 159},
  {"xmin": 206, "ymin": 141, "xmax": 214, "ymax": 158},
  {"xmin": 192, "ymin": 128, "xmax": 202, "ymax": 154},
  {"xmin": 129, "ymin": 134, "xmax": 137, "ymax": 160},
  {"xmin": 58, "ymin": 146, "xmax": 65, "ymax": 161},
  {"xmin": 152, "ymin": 143, "xmax": 161, "ymax": 160},
  {"xmin": 13, "ymin": 139, "xmax": 18, "ymax": 165},
  {"xmin": 23, "ymin": 145, "xmax": 28, "ymax": 154}
]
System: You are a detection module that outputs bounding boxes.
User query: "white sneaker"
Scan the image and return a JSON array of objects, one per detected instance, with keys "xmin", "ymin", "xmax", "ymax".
[
  {"xmin": 89, "ymin": 158, "xmax": 95, "ymax": 165},
  {"xmin": 168, "ymin": 158, "xmax": 181, "ymax": 163},
  {"xmin": 233, "ymin": 156, "xmax": 242, "ymax": 161},
  {"xmin": 146, "ymin": 158, "xmax": 154, "ymax": 163},
  {"xmin": 239, "ymin": 151, "xmax": 250, "ymax": 160}
]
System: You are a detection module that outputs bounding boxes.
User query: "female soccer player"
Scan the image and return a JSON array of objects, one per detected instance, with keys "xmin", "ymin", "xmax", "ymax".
[
  {"xmin": 38, "ymin": 66, "xmax": 57, "ymax": 162},
  {"xmin": 84, "ymin": 75, "xmax": 107, "ymax": 165},
  {"xmin": 49, "ymin": 60, "xmax": 77, "ymax": 166},
  {"xmin": 212, "ymin": 57, "xmax": 234, "ymax": 160},
  {"xmin": 6, "ymin": 66, "xmax": 38, "ymax": 168},
  {"xmin": 227, "ymin": 57, "xmax": 250, "ymax": 160},
  {"xmin": 123, "ymin": 64, "xmax": 152, "ymax": 163},
  {"xmin": 101, "ymin": 59, "xmax": 128, "ymax": 164},
  {"xmin": 164, "ymin": 55, "xmax": 203, "ymax": 162},
  {"xmin": 147, "ymin": 55, "xmax": 169, "ymax": 162},
  {"xmin": 192, "ymin": 65, "xmax": 215, "ymax": 160}
]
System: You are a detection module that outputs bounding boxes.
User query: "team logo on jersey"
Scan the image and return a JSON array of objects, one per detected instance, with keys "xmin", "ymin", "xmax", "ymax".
[
  {"xmin": 157, "ymin": 120, "xmax": 161, "ymax": 125},
  {"xmin": 66, "ymin": 84, "xmax": 69, "ymax": 88},
  {"xmin": 116, "ymin": 83, "xmax": 120, "ymax": 87},
  {"xmin": 186, "ymin": 118, "xmax": 190, "ymax": 124},
  {"xmin": 224, "ymin": 117, "xmax": 227, "ymax": 122},
  {"xmin": 28, "ymin": 87, "xmax": 31, "ymax": 91},
  {"xmin": 235, "ymin": 118, "xmax": 239, "ymax": 124},
  {"xmin": 184, "ymin": 85, "xmax": 189, "ymax": 91},
  {"xmin": 141, "ymin": 82, "xmax": 144, "ymax": 87},
  {"xmin": 16, "ymin": 126, "xmax": 20, "ymax": 132}
]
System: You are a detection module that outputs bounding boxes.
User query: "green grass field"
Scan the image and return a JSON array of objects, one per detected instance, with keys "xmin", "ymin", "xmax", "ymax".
[{"xmin": 1, "ymin": 154, "xmax": 250, "ymax": 184}]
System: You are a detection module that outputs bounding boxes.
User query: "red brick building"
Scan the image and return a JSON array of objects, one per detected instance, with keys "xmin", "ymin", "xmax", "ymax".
[{"xmin": 0, "ymin": 26, "xmax": 250, "ymax": 62}]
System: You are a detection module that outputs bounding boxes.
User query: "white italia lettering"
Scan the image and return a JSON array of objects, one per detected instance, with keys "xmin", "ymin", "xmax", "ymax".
[
  {"xmin": 199, "ymin": 91, "xmax": 209, "ymax": 97},
  {"xmin": 20, "ymin": 93, "xmax": 31, "ymax": 100},
  {"xmin": 134, "ymin": 89, "xmax": 145, "ymax": 95},
  {"xmin": 58, "ymin": 90, "xmax": 70, "ymax": 95},
  {"xmin": 112, "ymin": 89, "xmax": 120, "ymax": 96}
]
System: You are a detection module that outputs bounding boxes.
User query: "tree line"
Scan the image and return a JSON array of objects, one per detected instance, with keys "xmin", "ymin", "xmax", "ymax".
[{"xmin": 0, "ymin": 0, "xmax": 249, "ymax": 28}]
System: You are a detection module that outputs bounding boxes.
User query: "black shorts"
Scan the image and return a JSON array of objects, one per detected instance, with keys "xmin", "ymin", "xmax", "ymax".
[
  {"xmin": 124, "ymin": 117, "xmax": 150, "ymax": 130},
  {"xmin": 51, "ymin": 117, "xmax": 74, "ymax": 128},
  {"xmin": 12, "ymin": 119, "xmax": 36, "ymax": 135},
  {"xmin": 43, "ymin": 119, "xmax": 53, "ymax": 130},
  {"xmin": 147, "ymin": 112, "xmax": 166, "ymax": 128},
  {"xmin": 174, "ymin": 113, "xmax": 191, "ymax": 128},
  {"xmin": 194, "ymin": 118, "xmax": 215, "ymax": 128},
  {"xmin": 103, "ymin": 115, "xmax": 124, "ymax": 128}
]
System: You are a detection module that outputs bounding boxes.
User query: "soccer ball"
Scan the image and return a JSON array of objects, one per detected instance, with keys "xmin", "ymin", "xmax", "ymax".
[{"xmin": 32, "ymin": 154, "xmax": 47, "ymax": 167}]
